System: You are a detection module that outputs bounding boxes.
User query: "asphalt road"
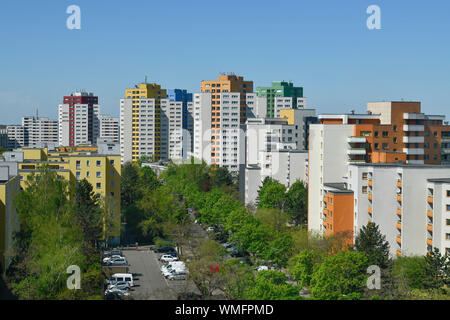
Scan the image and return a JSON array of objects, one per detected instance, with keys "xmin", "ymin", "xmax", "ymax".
[{"xmin": 123, "ymin": 249, "xmax": 178, "ymax": 300}]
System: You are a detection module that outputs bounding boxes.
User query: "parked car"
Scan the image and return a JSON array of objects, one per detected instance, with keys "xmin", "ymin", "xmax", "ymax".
[
  {"xmin": 256, "ymin": 266, "xmax": 269, "ymax": 272},
  {"xmin": 161, "ymin": 262, "xmax": 185, "ymax": 274},
  {"xmin": 110, "ymin": 249, "xmax": 123, "ymax": 256},
  {"xmin": 106, "ymin": 257, "xmax": 127, "ymax": 266},
  {"xmin": 160, "ymin": 254, "xmax": 179, "ymax": 262},
  {"xmin": 154, "ymin": 246, "xmax": 176, "ymax": 253},
  {"xmin": 206, "ymin": 227, "xmax": 214, "ymax": 232},
  {"xmin": 168, "ymin": 272, "xmax": 188, "ymax": 280},
  {"xmin": 107, "ymin": 281, "xmax": 130, "ymax": 291},
  {"xmin": 104, "ymin": 287, "xmax": 129, "ymax": 299},
  {"xmin": 106, "ymin": 273, "xmax": 134, "ymax": 287},
  {"xmin": 103, "ymin": 255, "xmax": 122, "ymax": 264},
  {"xmin": 163, "ymin": 265, "xmax": 186, "ymax": 278},
  {"xmin": 165, "ymin": 268, "xmax": 188, "ymax": 279}
]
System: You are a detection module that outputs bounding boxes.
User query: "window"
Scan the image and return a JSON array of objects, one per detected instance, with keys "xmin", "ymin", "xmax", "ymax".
[
  {"xmin": 447, "ymin": 190, "xmax": 450, "ymax": 197},
  {"xmin": 362, "ymin": 173, "xmax": 368, "ymax": 180},
  {"xmin": 110, "ymin": 160, "xmax": 115, "ymax": 165},
  {"xmin": 447, "ymin": 205, "xmax": 450, "ymax": 211},
  {"xmin": 362, "ymin": 186, "xmax": 368, "ymax": 194},
  {"xmin": 96, "ymin": 160, "xmax": 101, "ymax": 166},
  {"xmin": 86, "ymin": 171, "xmax": 90, "ymax": 178},
  {"xmin": 86, "ymin": 160, "xmax": 90, "ymax": 167},
  {"xmin": 96, "ymin": 183, "xmax": 101, "ymax": 189},
  {"xmin": 447, "ymin": 219, "xmax": 450, "ymax": 226},
  {"xmin": 446, "ymin": 233, "xmax": 450, "ymax": 240}
]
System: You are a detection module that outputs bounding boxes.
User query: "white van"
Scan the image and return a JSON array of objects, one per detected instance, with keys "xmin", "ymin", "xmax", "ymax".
[{"xmin": 109, "ymin": 273, "xmax": 134, "ymax": 287}]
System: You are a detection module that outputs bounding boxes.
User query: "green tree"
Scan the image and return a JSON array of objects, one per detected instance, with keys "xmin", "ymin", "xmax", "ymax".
[
  {"xmin": 424, "ymin": 248, "xmax": 449, "ymax": 289},
  {"xmin": 285, "ymin": 181, "xmax": 308, "ymax": 226},
  {"xmin": 74, "ymin": 179, "xmax": 103, "ymax": 263},
  {"xmin": 354, "ymin": 222, "xmax": 390, "ymax": 268},
  {"xmin": 310, "ymin": 250, "xmax": 369, "ymax": 300},
  {"xmin": 121, "ymin": 162, "xmax": 139, "ymax": 209},
  {"xmin": 288, "ymin": 250, "xmax": 323, "ymax": 288},
  {"xmin": 243, "ymin": 270, "xmax": 302, "ymax": 300},
  {"xmin": 257, "ymin": 178, "xmax": 286, "ymax": 210}
]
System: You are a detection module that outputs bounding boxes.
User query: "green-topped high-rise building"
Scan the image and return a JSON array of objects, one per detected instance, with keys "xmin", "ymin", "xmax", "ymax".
[{"xmin": 256, "ymin": 81, "xmax": 303, "ymax": 117}]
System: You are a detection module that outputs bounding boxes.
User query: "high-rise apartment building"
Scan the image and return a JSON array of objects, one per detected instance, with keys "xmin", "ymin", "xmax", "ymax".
[
  {"xmin": 120, "ymin": 83, "xmax": 167, "ymax": 163},
  {"xmin": 167, "ymin": 89, "xmax": 194, "ymax": 159},
  {"xmin": 6, "ymin": 125, "xmax": 25, "ymax": 149},
  {"xmin": 98, "ymin": 114, "xmax": 119, "ymax": 143},
  {"xmin": 199, "ymin": 74, "xmax": 253, "ymax": 172},
  {"xmin": 22, "ymin": 116, "xmax": 58, "ymax": 146},
  {"xmin": 58, "ymin": 91, "xmax": 100, "ymax": 147},
  {"xmin": 256, "ymin": 81, "xmax": 303, "ymax": 118},
  {"xmin": 308, "ymin": 101, "xmax": 450, "ymax": 256}
]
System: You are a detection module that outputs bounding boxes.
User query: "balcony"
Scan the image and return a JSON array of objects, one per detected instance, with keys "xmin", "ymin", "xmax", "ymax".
[
  {"xmin": 396, "ymin": 250, "xmax": 402, "ymax": 257},
  {"xmin": 368, "ymin": 179, "xmax": 373, "ymax": 187},
  {"xmin": 368, "ymin": 193, "xmax": 373, "ymax": 201},
  {"xmin": 397, "ymin": 180, "xmax": 402, "ymax": 188},
  {"xmin": 403, "ymin": 113, "xmax": 425, "ymax": 120},
  {"xmin": 347, "ymin": 159, "xmax": 366, "ymax": 164},
  {"xmin": 347, "ymin": 148, "xmax": 366, "ymax": 155},
  {"xmin": 427, "ymin": 196, "xmax": 434, "ymax": 203},
  {"xmin": 347, "ymin": 136, "xmax": 367, "ymax": 143},
  {"xmin": 426, "ymin": 238, "xmax": 433, "ymax": 246},
  {"xmin": 427, "ymin": 210, "xmax": 433, "ymax": 218},
  {"xmin": 397, "ymin": 194, "xmax": 402, "ymax": 202},
  {"xmin": 368, "ymin": 207, "xmax": 372, "ymax": 215},
  {"xmin": 427, "ymin": 223, "xmax": 433, "ymax": 232},
  {"xmin": 403, "ymin": 136, "xmax": 424, "ymax": 144},
  {"xmin": 403, "ymin": 148, "xmax": 424, "ymax": 155},
  {"xmin": 396, "ymin": 208, "xmax": 402, "ymax": 216},
  {"xmin": 403, "ymin": 124, "xmax": 424, "ymax": 132},
  {"xmin": 396, "ymin": 222, "xmax": 402, "ymax": 230},
  {"xmin": 396, "ymin": 236, "xmax": 402, "ymax": 244}
]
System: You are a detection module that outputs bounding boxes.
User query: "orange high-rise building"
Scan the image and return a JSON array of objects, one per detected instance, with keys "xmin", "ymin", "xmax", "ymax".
[{"xmin": 200, "ymin": 74, "xmax": 253, "ymax": 166}]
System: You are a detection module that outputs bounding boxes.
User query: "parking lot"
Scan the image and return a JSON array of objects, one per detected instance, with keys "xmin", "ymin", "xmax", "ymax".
[{"xmin": 122, "ymin": 248, "xmax": 199, "ymax": 300}]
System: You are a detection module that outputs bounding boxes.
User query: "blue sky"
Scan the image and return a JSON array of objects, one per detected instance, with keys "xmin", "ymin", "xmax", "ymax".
[{"xmin": 0, "ymin": 0, "xmax": 449, "ymax": 123}]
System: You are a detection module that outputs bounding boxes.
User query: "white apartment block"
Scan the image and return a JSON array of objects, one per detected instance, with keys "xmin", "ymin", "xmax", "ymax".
[
  {"xmin": 243, "ymin": 117, "xmax": 310, "ymax": 205},
  {"xmin": 192, "ymin": 93, "xmax": 212, "ymax": 165},
  {"xmin": 347, "ymin": 163, "xmax": 450, "ymax": 257},
  {"xmin": 160, "ymin": 100, "xmax": 183, "ymax": 161},
  {"xmin": 58, "ymin": 103, "xmax": 100, "ymax": 146},
  {"xmin": 274, "ymin": 97, "xmax": 307, "ymax": 118},
  {"xmin": 245, "ymin": 150, "xmax": 308, "ymax": 206},
  {"xmin": 6, "ymin": 125, "xmax": 25, "ymax": 149},
  {"xmin": 22, "ymin": 116, "xmax": 58, "ymax": 146},
  {"xmin": 99, "ymin": 114, "xmax": 119, "ymax": 143},
  {"xmin": 246, "ymin": 93, "xmax": 267, "ymax": 119},
  {"xmin": 308, "ymin": 124, "xmax": 356, "ymax": 233}
]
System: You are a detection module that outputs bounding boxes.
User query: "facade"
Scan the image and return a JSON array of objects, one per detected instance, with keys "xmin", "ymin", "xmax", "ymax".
[
  {"xmin": 58, "ymin": 91, "xmax": 100, "ymax": 147},
  {"xmin": 120, "ymin": 83, "xmax": 167, "ymax": 163},
  {"xmin": 308, "ymin": 101, "xmax": 450, "ymax": 257},
  {"xmin": 0, "ymin": 126, "xmax": 9, "ymax": 149},
  {"xmin": 192, "ymin": 93, "xmax": 212, "ymax": 164},
  {"xmin": 160, "ymin": 99, "xmax": 183, "ymax": 161},
  {"xmin": 0, "ymin": 166, "xmax": 20, "ymax": 272},
  {"xmin": 346, "ymin": 164, "xmax": 450, "ymax": 257},
  {"xmin": 22, "ymin": 116, "xmax": 58, "ymax": 146},
  {"xmin": 243, "ymin": 115, "xmax": 312, "ymax": 205},
  {"xmin": 167, "ymin": 89, "xmax": 194, "ymax": 159},
  {"xmin": 274, "ymin": 97, "xmax": 307, "ymax": 118},
  {"xmin": 98, "ymin": 114, "xmax": 119, "ymax": 143},
  {"xmin": 256, "ymin": 81, "xmax": 303, "ymax": 118},
  {"xmin": 13, "ymin": 147, "xmax": 121, "ymax": 244},
  {"xmin": 6, "ymin": 125, "xmax": 25, "ymax": 149},
  {"xmin": 200, "ymin": 74, "xmax": 253, "ymax": 171}
]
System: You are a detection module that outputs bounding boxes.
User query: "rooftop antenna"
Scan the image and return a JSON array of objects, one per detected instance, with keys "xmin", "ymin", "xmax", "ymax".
[{"xmin": 144, "ymin": 75, "xmax": 148, "ymax": 84}]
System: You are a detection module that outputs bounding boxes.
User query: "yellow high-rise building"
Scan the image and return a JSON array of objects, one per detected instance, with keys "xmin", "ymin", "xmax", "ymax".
[{"xmin": 124, "ymin": 83, "xmax": 167, "ymax": 162}]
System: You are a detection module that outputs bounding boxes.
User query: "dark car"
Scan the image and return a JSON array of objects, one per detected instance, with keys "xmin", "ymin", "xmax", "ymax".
[
  {"xmin": 110, "ymin": 249, "xmax": 123, "ymax": 256},
  {"xmin": 154, "ymin": 246, "xmax": 176, "ymax": 253}
]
